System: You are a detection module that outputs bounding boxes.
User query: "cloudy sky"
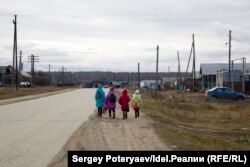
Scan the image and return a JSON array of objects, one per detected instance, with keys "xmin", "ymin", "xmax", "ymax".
[{"xmin": 0, "ymin": 0, "xmax": 249, "ymax": 72}]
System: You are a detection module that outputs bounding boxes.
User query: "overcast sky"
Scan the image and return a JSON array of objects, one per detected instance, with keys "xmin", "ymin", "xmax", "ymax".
[{"xmin": 0, "ymin": 0, "xmax": 250, "ymax": 72}]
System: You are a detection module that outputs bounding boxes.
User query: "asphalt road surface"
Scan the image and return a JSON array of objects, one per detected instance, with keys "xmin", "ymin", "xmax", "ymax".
[{"xmin": 0, "ymin": 88, "xmax": 98, "ymax": 167}]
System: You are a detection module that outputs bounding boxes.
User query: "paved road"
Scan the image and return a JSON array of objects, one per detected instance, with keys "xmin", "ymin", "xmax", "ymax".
[{"xmin": 0, "ymin": 89, "xmax": 98, "ymax": 167}]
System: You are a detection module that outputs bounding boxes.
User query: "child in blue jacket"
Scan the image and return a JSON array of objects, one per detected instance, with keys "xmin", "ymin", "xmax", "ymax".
[{"xmin": 95, "ymin": 84, "xmax": 105, "ymax": 117}]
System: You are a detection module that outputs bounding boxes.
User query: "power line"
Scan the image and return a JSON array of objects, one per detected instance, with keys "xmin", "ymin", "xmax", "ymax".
[
  {"xmin": 231, "ymin": 36, "xmax": 250, "ymax": 50},
  {"xmin": 64, "ymin": 48, "xmax": 156, "ymax": 54}
]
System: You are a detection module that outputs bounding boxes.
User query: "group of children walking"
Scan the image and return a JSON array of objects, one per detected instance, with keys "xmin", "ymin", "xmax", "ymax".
[{"xmin": 95, "ymin": 85, "xmax": 142, "ymax": 119}]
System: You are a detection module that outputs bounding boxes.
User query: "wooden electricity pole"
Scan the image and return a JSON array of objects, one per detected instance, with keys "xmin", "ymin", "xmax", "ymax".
[
  {"xmin": 49, "ymin": 64, "xmax": 51, "ymax": 86},
  {"xmin": 62, "ymin": 66, "xmax": 65, "ymax": 86},
  {"xmin": 192, "ymin": 34, "xmax": 196, "ymax": 91},
  {"xmin": 228, "ymin": 30, "xmax": 232, "ymax": 88},
  {"xmin": 168, "ymin": 66, "xmax": 170, "ymax": 83},
  {"xmin": 13, "ymin": 15, "xmax": 18, "ymax": 91},
  {"xmin": 137, "ymin": 63, "xmax": 140, "ymax": 88},
  {"xmin": 28, "ymin": 54, "xmax": 39, "ymax": 87},
  {"xmin": 19, "ymin": 50, "xmax": 22, "ymax": 83},
  {"xmin": 155, "ymin": 45, "xmax": 159, "ymax": 96},
  {"xmin": 177, "ymin": 51, "xmax": 181, "ymax": 90}
]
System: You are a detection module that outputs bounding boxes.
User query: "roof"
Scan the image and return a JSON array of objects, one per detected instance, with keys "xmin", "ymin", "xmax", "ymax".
[
  {"xmin": 200, "ymin": 63, "xmax": 250, "ymax": 75},
  {"xmin": 112, "ymin": 81, "xmax": 121, "ymax": 85},
  {"xmin": 0, "ymin": 65, "xmax": 15, "ymax": 74},
  {"xmin": 0, "ymin": 66, "xmax": 31, "ymax": 78},
  {"xmin": 162, "ymin": 77, "xmax": 182, "ymax": 82},
  {"xmin": 140, "ymin": 80, "xmax": 159, "ymax": 83},
  {"xmin": 20, "ymin": 71, "xmax": 31, "ymax": 78}
]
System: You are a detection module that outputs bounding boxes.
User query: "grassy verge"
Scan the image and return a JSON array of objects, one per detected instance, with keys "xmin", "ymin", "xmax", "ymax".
[
  {"xmin": 140, "ymin": 89, "xmax": 250, "ymax": 150},
  {"xmin": 0, "ymin": 86, "xmax": 71, "ymax": 100}
]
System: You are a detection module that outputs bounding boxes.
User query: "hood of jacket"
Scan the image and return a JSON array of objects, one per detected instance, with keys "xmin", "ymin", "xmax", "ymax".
[
  {"xmin": 108, "ymin": 90, "xmax": 114, "ymax": 95},
  {"xmin": 97, "ymin": 87, "xmax": 104, "ymax": 93},
  {"xmin": 122, "ymin": 89, "xmax": 128, "ymax": 95},
  {"xmin": 133, "ymin": 94, "xmax": 141, "ymax": 100}
]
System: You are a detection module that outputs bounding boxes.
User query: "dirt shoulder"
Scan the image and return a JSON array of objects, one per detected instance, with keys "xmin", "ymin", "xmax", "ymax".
[{"xmin": 49, "ymin": 109, "xmax": 170, "ymax": 167}]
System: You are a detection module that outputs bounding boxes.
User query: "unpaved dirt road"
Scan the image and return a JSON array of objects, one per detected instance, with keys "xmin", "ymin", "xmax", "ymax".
[
  {"xmin": 0, "ymin": 89, "xmax": 96, "ymax": 167},
  {"xmin": 49, "ymin": 92, "xmax": 170, "ymax": 167}
]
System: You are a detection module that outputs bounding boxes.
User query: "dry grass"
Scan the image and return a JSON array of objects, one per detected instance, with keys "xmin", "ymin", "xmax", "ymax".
[
  {"xmin": 140, "ymin": 89, "xmax": 250, "ymax": 150},
  {"xmin": 0, "ymin": 86, "xmax": 70, "ymax": 100}
]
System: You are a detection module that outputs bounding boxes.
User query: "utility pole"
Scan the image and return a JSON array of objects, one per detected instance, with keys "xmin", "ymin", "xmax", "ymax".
[
  {"xmin": 168, "ymin": 66, "xmax": 170, "ymax": 84},
  {"xmin": 62, "ymin": 66, "xmax": 65, "ymax": 86},
  {"xmin": 49, "ymin": 64, "xmax": 51, "ymax": 86},
  {"xmin": 137, "ymin": 63, "xmax": 140, "ymax": 88},
  {"xmin": 182, "ymin": 36, "xmax": 194, "ymax": 92},
  {"xmin": 59, "ymin": 66, "xmax": 67, "ymax": 86},
  {"xmin": 155, "ymin": 45, "xmax": 159, "ymax": 96},
  {"xmin": 70, "ymin": 72, "xmax": 73, "ymax": 85},
  {"xmin": 19, "ymin": 50, "xmax": 22, "ymax": 83},
  {"xmin": 192, "ymin": 34, "xmax": 196, "ymax": 91},
  {"xmin": 57, "ymin": 66, "xmax": 66, "ymax": 86},
  {"xmin": 28, "ymin": 54, "xmax": 39, "ymax": 87},
  {"xmin": 177, "ymin": 51, "xmax": 181, "ymax": 91},
  {"xmin": 232, "ymin": 61, "xmax": 234, "ymax": 90},
  {"xmin": 228, "ymin": 30, "xmax": 232, "ymax": 88},
  {"xmin": 127, "ymin": 72, "xmax": 130, "ymax": 85},
  {"xmin": 13, "ymin": 15, "xmax": 18, "ymax": 91},
  {"xmin": 232, "ymin": 57, "xmax": 246, "ymax": 93},
  {"xmin": 243, "ymin": 57, "xmax": 246, "ymax": 93},
  {"xmin": 131, "ymin": 71, "xmax": 134, "ymax": 87}
]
